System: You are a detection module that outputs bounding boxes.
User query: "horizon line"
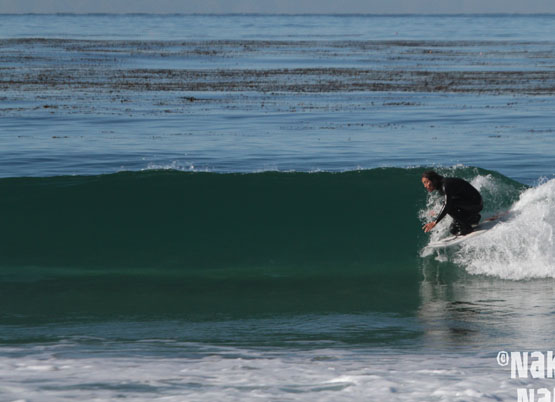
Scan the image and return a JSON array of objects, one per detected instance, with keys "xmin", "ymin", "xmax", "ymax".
[{"xmin": 1, "ymin": 12, "xmax": 555, "ymax": 16}]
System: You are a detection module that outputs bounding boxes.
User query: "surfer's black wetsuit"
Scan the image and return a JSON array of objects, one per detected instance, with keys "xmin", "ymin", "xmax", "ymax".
[{"xmin": 435, "ymin": 177, "xmax": 483, "ymax": 235}]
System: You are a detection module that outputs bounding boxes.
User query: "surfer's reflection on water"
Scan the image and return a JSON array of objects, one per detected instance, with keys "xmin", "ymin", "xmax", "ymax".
[{"xmin": 417, "ymin": 259, "xmax": 555, "ymax": 350}]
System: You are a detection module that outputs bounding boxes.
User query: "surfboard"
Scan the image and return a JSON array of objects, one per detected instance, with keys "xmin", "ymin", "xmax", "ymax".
[{"xmin": 425, "ymin": 215, "xmax": 502, "ymax": 250}]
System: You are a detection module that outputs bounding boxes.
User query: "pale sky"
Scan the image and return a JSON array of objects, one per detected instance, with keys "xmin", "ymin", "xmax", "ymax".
[{"xmin": 1, "ymin": 0, "xmax": 555, "ymax": 14}]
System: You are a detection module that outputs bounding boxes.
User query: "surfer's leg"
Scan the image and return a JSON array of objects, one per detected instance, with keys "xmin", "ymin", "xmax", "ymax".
[
  {"xmin": 462, "ymin": 204, "xmax": 482, "ymax": 227},
  {"xmin": 449, "ymin": 217, "xmax": 472, "ymax": 235},
  {"xmin": 448, "ymin": 203, "xmax": 482, "ymax": 235},
  {"xmin": 449, "ymin": 220, "xmax": 464, "ymax": 235}
]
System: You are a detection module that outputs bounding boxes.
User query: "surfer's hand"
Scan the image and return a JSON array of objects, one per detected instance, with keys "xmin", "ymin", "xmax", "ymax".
[{"xmin": 423, "ymin": 222, "xmax": 436, "ymax": 233}]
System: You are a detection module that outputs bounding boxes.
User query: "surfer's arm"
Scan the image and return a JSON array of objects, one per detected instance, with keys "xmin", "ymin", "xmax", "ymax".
[
  {"xmin": 423, "ymin": 196, "xmax": 449, "ymax": 232},
  {"xmin": 434, "ymin": 195, "xmax": 450, "ymax": 224}
]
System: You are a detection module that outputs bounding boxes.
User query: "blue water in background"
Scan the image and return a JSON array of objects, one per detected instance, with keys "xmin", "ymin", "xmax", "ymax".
[
  {"xmin": 1, "ymin": 14, "xmax": 554, "ymax": 183},
  {"xmin": 1, "ymin": 14, "xmax": 554, "ymax": 41}
]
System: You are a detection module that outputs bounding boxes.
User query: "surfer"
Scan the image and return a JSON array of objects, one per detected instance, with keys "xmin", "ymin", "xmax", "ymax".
[{"xmin": 421, "ymin": 170, "xmax": 483, "ymax": 235}]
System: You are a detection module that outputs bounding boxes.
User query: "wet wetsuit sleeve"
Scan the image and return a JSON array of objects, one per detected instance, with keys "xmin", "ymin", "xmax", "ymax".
[{"xmin": 435, "ymin": 194, "xmax": 450, "ymax": 224}]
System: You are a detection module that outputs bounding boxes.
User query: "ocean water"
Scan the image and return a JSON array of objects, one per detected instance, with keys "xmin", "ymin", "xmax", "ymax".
[{"xmin": 1, "ymin": 14, "xmax": 555, "ymax": 401}]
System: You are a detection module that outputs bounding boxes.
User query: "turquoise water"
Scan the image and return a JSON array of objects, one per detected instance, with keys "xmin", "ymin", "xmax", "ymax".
[{"xmin": 1, "ymin": 14, "xmax": 555, "ymax": 401}]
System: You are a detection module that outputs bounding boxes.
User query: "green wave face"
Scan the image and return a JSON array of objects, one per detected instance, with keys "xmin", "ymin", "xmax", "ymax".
[{"xmin": 0, "ymin": 168, "xmax": 523, "ymax": 322}]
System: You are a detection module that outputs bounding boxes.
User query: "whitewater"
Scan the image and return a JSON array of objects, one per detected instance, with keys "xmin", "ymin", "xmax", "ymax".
[{"xmin": 421, "ymin": 172, "xmax": 555, "ymax": 280}]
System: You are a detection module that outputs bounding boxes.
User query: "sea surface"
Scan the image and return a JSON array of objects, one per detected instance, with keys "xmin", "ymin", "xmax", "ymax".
[{"xmin": 1, "ymin": 14, "xmax": 555, "ymax": 401}]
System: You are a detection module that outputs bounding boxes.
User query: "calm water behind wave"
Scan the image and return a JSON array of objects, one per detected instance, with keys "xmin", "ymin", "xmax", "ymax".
[
  {"xmin": 1, "ymin": 14, "xmax": 555, "ymax": 183},
  {"xmin": 1, "ymin": 14, "xmax": 555, "ymax": 41}
]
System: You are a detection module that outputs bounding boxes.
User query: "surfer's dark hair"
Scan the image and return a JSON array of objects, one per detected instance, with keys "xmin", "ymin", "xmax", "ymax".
[{"xmin": 422, "ymin": 170, "xmax": 444, "ymax": 193}]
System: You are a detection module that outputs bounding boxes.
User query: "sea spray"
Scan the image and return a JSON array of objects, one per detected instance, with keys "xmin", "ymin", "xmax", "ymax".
[{"xmin": 456, "ymin": 178, "xmax": 555, "ymax": 279}]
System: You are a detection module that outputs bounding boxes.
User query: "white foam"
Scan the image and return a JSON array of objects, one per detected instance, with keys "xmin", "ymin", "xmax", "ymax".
[
  {"xmin": 456, "ymin": 178, "xmax": 555, "ymax": 279},
  {"xmin": 142, "ymin": 160, "xmax": 200, "ymax": 172},
  {"xmin": 0, "ymin": 345, "xmax": 537, "ymax": 402}
]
